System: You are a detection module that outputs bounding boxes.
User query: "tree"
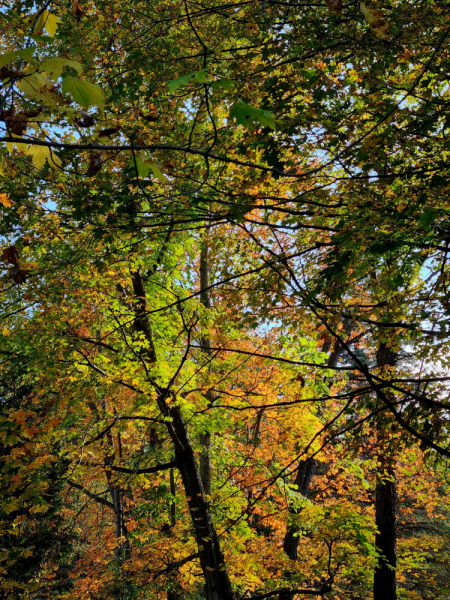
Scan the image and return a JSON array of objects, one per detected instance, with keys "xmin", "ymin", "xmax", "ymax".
[{"xmin": 2, "ymin": 0, "xmax": 450, "ymax": 598}]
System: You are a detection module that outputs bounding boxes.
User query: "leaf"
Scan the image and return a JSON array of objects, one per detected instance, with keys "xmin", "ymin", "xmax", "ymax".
[
  {"xmin": 167, "ymin": 73, "xmax": 194, "ymax": 93},
  {"xmin": 97, "ymin": 126, "xmax": 120, "ymax": 138},
  {"xmin": 0, "ymin": 193, "xmax": 12, "ymax": 207},
  {"xmin": 17, "ymin": 73, "xmax": 63, "ymax": 107},
  {"xmin": 229, "ymin": 101, "xmax": 275, "ymax": 130},
  {"xmin": 167, "ymin": 69, "xmax": 207, "ymax": 92},
  {"xmin": 25, "ymin": 145, "xmax": 62, "ymax": 169},
  {"xmin": 210, "ymin": 79, "xmax": 236, "ymax": 91},
  {"xmin": 29, "ymin": 34, "xmax": 53, "ymax": 44},
  {"xmin": 87, "ymin": 149, "xmax": 103, "ymax": 176},
  {"xmin": 193, "ymin": 69, "xmax": 208, "ymax": 83},
  {"xmin": 419, "ymin": 208, "xmax": 436, "ymax": 229},
  {"xmin": 325, "ymin": 0, "xmax": 342, "ymax": 13},
  {"xmin": 2, "ymin": 245, "xmax": 19, "ymax": 264},
  {"xmin": 360, "ymin": 2, "xmax": 390, "ymax": 40},
  {"xmin": 131, "ymin": 156, "xmax": 167, "ymax": 182},
  {"xmin": 4, "ymin": 110, "xmax": 28, "ymax": 135},
  {"xmin": 130, "ymin": 156, "xmax": 150, "ymax": 178},
  {"xmin": 62, "ymin": 77, "xmax": 104, "ymax": 112},
  {"xmin": 148, "ymin": 162, "xmax": 167, "ymax": 183},
  {"xmin": 44, "ymin": 13, "xmax": 62, "ymax": 37},
  {"xmin": 0, "ymin": 48, "xmax": 35, "ymax": 69},
  {"xmin": 41, "ymin": 57, "xmax": 83, "ymax": 81},
  {"xmin": 33, "ymin": 10, "xmax": 50, "ymax": 34},
  {"xmin": 73, "ymin": 1, "xmax": 85, "ymax": 22}
]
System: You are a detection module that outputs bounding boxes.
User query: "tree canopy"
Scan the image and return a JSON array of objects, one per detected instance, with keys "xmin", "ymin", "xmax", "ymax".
[{"xmin": 1, "ymin": 0, "xmax": 450, "ymax": 599}]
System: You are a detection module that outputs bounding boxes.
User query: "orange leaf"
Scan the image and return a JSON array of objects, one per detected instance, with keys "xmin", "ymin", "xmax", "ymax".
[{"xmin": 0, "ymin": 193, "xmax": 12, "ymax": 207}]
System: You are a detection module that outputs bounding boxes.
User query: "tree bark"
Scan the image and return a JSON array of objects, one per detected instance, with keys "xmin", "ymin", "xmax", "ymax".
[
  {"xmin": 279, "ymin": 458, "xmax": 316, "ymax": 600},
  {"xmin": 130, "ymin": 268, "xmax": 234, "ymax": 600},
  {"xmin": 167, "ymin": 467, "xmax": 183, "ymax": 600},
  {"xmin": 199, "ymin": 238, "xmax": 212, "ymax": 497},
  {"xmin": 169, "ymin": 403, "xmax": 234, "ymax": 600},
  {"xmin": 373, "ymin": 342, "xmax": 397, "ymax": 600},
  {"xmin": 374, "ymin": 469, "xmax": 397, "ymax": 600}
]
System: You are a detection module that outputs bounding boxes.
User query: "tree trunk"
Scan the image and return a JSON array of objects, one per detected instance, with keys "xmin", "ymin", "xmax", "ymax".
[
  {"xmin": 169, "ymin": 403, "xmax": 234, "ymax": 600},
  {"xmin": 280, "ymin": 458, "xmax": 316, "ymax": 600},
  {"xmin": 374, "ymin": 466, "xmax": 397, "ymax": 600},
  {"xmin": 199, "ymin": 238, "xmax": 212, "ymax": 497},
  {"xmin": 167, "ymin": 467, "xmax": 183, "ymax": 600},
  {"xmin": 373, "ymin": 342, "xmax": 397, "ymax": 600},
  {"xmin": 130, "ymin": 268, "xmax": 234, "ymax": 600}
]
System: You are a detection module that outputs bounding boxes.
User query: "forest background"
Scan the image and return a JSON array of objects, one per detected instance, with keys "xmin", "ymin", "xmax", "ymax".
[{"xmin": 0, "ymin": 0, "xmax": 450, "ymax": 599}]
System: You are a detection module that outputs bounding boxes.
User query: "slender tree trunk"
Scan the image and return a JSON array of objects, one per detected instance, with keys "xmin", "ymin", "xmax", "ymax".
[
  {"xmin": 374, "ymin": 342, "xmax": 397, "ymax": 600},
  {"xmin": 199, "ymin": 238, "xmax": 212, "ymax": 496},
  {"xmin": 130, "ymin": 268, "xmax": 234, "ymax": 600},
  {"xmin": 374, "ymin": 466, "xmax": 397, "ymax": 600},
  {"xmin": 168, "ymin": 403, "xmax": 234, "ymax": 600},
  {"xmin": 279, "ymin": 458, "xmax": 316, "ymax": 600},
  {"xmin": 170, "ymin": 466, "xmax": 176, "ymax": 527},
  {"xmin": 167, "ymin": 467, "xmax": 182, "ymax": 600}
]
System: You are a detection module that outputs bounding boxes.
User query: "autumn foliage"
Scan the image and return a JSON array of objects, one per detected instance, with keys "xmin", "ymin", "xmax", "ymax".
[{"xmin": 1, "ymin": 1, "xmax": 450, "ymax": 599}]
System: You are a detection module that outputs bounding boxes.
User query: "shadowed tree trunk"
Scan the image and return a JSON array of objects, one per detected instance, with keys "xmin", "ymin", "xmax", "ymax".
[
  {"xmin": 279, "ymin": 328, "xmax": 348, "ymax": 600},
  {"xmin": 374, "ymin": 342, "xmax": 397, "ymax": 600},
  {"xmin": 279, "ymin": 458, "xmax": 317, "ymax": 600},
  {"xmin": 131, "ymin": 268, "xmax": 234, "ymax": 600},
  {"xmin": 199, "ymin": 238, "xmax": 212, "ymax": 496},
  {"xmin": 167, "ymin": 466, "xmax": 182, "ymax": 600}
]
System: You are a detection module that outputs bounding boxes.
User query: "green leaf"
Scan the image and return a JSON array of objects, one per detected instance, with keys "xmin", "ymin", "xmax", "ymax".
[
  {"xmin": 29, "ymin": 34, "xmax": 53, "ymax": 44},
  {"xmin": 148, "ymin": 162, "xmax": 167, "ymax": 183},
  {"xmin": 193, "ymin": 69, "xmax": 208, "ymax": 83},
  {"xmin": 62, "ymin": 77, "xmax": 104, "ymax": 112},
  {"xmin": 129, "ymin": 156, "xmax": 151, "ymax": 178},
  {"xmin": 17, "ymin": 73, "xmax": 58, "ymax": 106},
  {"xmin": 167, "ymin": 69, "xmax": 207, "ymax": 92},
  {"xmin": 0, "ymin": 47, "xmax": 35, "ymax": 69},
  {"xmin": 41, "ymin": 57, "xmax": 82, "ymax": 81},
  {"xmin": 419, "ymin": 208, "xmax": 436, "ymax": 229},
  {"xmin": 210, "ymin": 78, "xmax": 236, "ymax": 91},
  {"xmin": 129, "ymin": 157, "xmax": 167, "ymax": 183},
  {"xmin": 229, "ymin": 101, "xmax": 275, "ymax": 130}
]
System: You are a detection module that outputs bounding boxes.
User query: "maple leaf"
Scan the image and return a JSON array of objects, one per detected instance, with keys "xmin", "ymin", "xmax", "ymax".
[
  {"xmin": 0, "ymin": 193, "xmax": 12, "ymax": 207},
  {"xmin": 360, "ymin": 2, "xmax": 390, "ymax": 40},
  {"xmin": 73, "ymin": 1, "xmax": 85, "ymax": 22}
]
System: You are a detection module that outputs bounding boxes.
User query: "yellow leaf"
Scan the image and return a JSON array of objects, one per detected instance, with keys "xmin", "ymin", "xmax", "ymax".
[
  {"xmin": 0, "ymin": 193, "xmax": 12, "ymax": 207},
  {"xmin": 26, "ymin": 10, "xmax": 61, "ymax": 37},
  {"xmin": 45, "ymin": 13, "xmax": 62, "ymax": 37},
  {"xmin": 360, "ymin": 2, "xmax": 390, "ymax": 40},
  {"xmin": 41, "ymin": 57, "xmax": 82, "ymax": 81},
  {"xmin": 26, "ymin": 145, "xmax": 62, "ymax": 169}
]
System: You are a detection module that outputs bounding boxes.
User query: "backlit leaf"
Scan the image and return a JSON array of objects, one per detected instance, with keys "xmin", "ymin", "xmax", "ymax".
[
  {"xmin": 229, "ymin": 101, "xmax": 275, "ymax": 130},
  {"xmin": 360, "ymin": 2, "xmax": 390, "ymax": 40},
  {"xmin": 62, "ymin": 77, "xmax": 104, "ymax": 112},
  {"xmin": 0, "ymin": 47, "xmax": 35, "ymax": 69},
  {"xmin": 45, "ymin": 13, "xmax": 62, "ymax": 37},
  {"xmin": 41, "ymin": 57, "xmax": 82, "ymax": 81},
  {"xmin": 167, "ymin": 69, "xmax": 208, "ymax": 92},
  {"xmin": 210, "ymin": 79, "xmax": 236, "ymax": 90}
]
